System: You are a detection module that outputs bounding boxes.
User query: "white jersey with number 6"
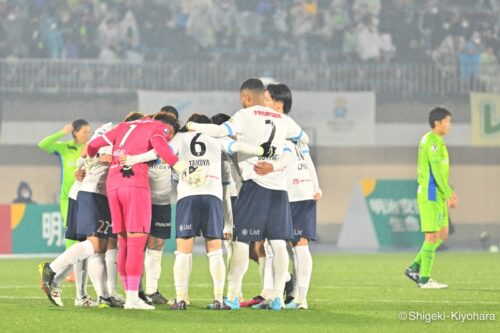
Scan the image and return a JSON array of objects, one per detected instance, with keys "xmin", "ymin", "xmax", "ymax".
[
  {"xmin": 224, "ymin": 105, "xmax": 305, "ymax": 191},
  {"xmin": 170, "ymin": 132, "xmax": 236, "ymax": 201}
]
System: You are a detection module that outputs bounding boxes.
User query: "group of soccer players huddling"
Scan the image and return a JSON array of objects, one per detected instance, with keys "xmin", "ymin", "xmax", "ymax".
[{"xmin": 39, "ymin": 78, "xmax": 322, "ymax": 311}]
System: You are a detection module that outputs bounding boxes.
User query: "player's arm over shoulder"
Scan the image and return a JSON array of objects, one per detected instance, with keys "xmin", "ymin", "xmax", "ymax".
[{"xmin": 285, "ymin": 116, "xmax": 309, "ymax": 144}]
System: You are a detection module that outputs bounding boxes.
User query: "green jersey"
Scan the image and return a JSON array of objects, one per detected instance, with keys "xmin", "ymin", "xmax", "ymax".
[
  {"xmin": 38, "ymin": 130, "xmax": 84, "ymax": 201},
  {"xmin": 417, "ymin": 131, "xmax": 453, "ymax": 202}
]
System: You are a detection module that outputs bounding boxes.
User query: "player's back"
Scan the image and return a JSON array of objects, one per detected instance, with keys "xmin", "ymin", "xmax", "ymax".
[
  {"xmin": 228, "ymin": 105, "xmax": 301, "ymax": 190},
  {"xmin": 170, "ymin": 131, "xmax": 224, "ymax": 201},
  {"xmin": 106, "ymin": 119, "xmax": 166, "ymax": 191}
]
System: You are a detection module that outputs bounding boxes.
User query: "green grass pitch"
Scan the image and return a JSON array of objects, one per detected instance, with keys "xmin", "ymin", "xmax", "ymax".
[{"xmin": 0, "ymin": 253, "xmax": 498, "ymax": 333}]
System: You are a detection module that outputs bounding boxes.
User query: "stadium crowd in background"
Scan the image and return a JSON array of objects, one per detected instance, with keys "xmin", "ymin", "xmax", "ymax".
[{"xmin": 1, "ymin": 0, "xmax": 500, "ymax": 72}]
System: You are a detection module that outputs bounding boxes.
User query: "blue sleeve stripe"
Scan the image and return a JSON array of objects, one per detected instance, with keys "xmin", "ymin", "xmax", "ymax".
[
  {"xmin": 302, "ymin": 149, "xmax": 310, "ymax": 154},
  {"xmin": 227, "ymin": 141, "xmax": 235, "ymax": 155},
  {"xmin": 224, "ymin": 122, "xmax": 234, "ymax": 137},
  {"xmin": 291, "ymin": 130, "xmax": 303, "ymax": 141},
  {"xmin": 283, "ymin": 147, "xmax": 292, "ymax": 153}
]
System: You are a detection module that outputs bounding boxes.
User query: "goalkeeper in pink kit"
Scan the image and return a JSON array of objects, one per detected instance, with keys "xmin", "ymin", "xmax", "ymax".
[{"xmin": 87, "ymin": 114, "xmax": 188, "ymax": 310}]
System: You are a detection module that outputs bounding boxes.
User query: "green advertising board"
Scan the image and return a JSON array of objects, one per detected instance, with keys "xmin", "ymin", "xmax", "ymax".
[
  {"xmin": 338, "ymin": 179, "xmax": 424, "ymax": 250},
  {"xmin": 9, "ymin": 204, "xmax": 176, "ymax": 254}
]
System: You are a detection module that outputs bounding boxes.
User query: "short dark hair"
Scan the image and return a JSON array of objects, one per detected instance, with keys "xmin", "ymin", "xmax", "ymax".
[
  {"xmin": 71, "ymin": 119, "xmax": 89, "ymax": 138},
  {"xmin": 429, "ymin": 107, "xmax": 452, "ymax": 128},
  {"xmin": 72, "ymin": 119, "xmax": 89, "ymax": 132},
  {"xmin": 266, "ymin": 83, "xmax": 292, "ymax": 114},
  {"xmin": 240, "ymin": 78, "xmax": 264, "ymax": 92},
  {"xmin": 123, "ymin": 111, "xmax": 144, "ymax": 122},
  {"xmin": 211, "ymin": 113, "xmax": 231, "ymax": 125},
  {"xmin": 160, "ymin": 105, "xmax": 179, "ymax": 120},
  {"xmin": 154, "ymin": 112, "xmax": 180, "ymax": 134},
  {"xmin": 180, "ymin": 113, "xmax": 212, "ymax": 132}
]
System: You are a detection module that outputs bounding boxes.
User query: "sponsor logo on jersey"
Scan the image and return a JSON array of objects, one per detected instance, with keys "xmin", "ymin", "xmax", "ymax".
[
  {"xmin": 253, "ymin": 110, "xmax": 282, "ymax": 118},
  {"xmin": 293, "ymin": 229, "xmax": 303, "ymax": 236},
  {"xmin": 179, "ymin": 224, "xmax": 192, "ymax": 232},
  {"xmin": 154, "ymin": 222, "xmax": 171, "ymax": 228},
  {"xmin": 241, "ymin": 228, "xmax": 260, "ymax": 236},
  {"xmin": 249, "ymin": 229, "xmax": 260, "ymax": 236}
]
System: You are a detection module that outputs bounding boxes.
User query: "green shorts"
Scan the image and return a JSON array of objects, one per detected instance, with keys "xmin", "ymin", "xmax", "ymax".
[{"xmin": 418, "ymin": 199, "xmax": 448, "ymax": 233}]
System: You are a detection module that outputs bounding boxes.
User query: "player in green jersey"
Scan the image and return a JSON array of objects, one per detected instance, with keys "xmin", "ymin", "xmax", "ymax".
[
  {"xmin": 405, "ymin": 107, "xmax": 458, "ymax": 289},
  {"xmin": 38, "ymin": 119, "xmax": 91, "ymax": 248}
]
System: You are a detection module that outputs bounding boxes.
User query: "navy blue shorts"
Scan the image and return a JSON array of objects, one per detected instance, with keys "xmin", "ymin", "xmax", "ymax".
[
  {"xmin": 176, "ymin": 195, "xmax": 223, "ymax": 239},
  {"xmin": 150, "ymin": 204, "xmax": 171, "ymax": 240},
  {"xmin": 65, "ymin": 198, "xmax": 85, "ymax": 241},
  {"xmin": 76, "ymin": 191, "xmax": 112, "ymax": 239},
  {"xmin": 234, "ymin": 180, "xmax": 293, "ymax": 243},
  {"xmin": 290, "ymin": 200, "xmax": 317, "ymax": 242}
]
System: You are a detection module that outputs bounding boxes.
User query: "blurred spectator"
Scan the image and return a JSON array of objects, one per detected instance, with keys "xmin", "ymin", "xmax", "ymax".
[
  {"xmin": 432, "ymin": 33, "xmax": 466, "ymax": 79},
  {"xmin": 0, "ymin": 0, "xmax": 499, "ymax": 69},
  {"xmin": 356, "ymin": 15, "xmax": 381, "ymax": 63},
  {"xmin": 459, "ymin": 41, "xmax": 481, "ymax": 84},
  {"xmin": 13, "ymin": 181, "xmax": 36, "ymax": 204},
  {"xmin": 479, "ymin": 46, "xmax": 498, "ymax": 89}
]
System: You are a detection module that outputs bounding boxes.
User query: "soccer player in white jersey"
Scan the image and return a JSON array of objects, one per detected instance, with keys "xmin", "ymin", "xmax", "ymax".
[
  {"xmin": 211, "ymin": 113, "xmax": 240, "ymax": 257},
  {"xmin": 169, "ymin": 113, "xmax": 264, "ymax": 310},
  {"xmin": 187, "ymin": 78, "xmax": 309, "ymax": 310},
  {"xmin": 259, "ymin": 83, "xmax": 322, "ymax": 309},
  {"xmin": 141, "ymin": 111, "xmax": 180, "ymax": 305},
  {"xmin": 40, "ymin": 122, "xmax": 119, "ymax": 307},
  {"xmin": 40, "ymin": 114, "xmax": 147, "ymax": 307}
]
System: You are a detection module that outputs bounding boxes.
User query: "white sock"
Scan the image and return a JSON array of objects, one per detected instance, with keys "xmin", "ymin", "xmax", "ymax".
[
  {"xmin": 269, "ymin": 239, "xmax": 288, "ymax": 303},
  {"xmin": 226, "ymin": 241, "xmax": 249, "ymax": 300},
  {"xmin": 88, "ymin": 253, "xmax": 109, "ymax": 299},
  {"xmin": 294, "ymin": 245, "xmax": 312, "ymax": 304},
  {"xmin": 173, "ymin": 251, "xmax": 191, "ymax": 302},
  {"xmin": 207, "ymin": 249, "xmax": 225, "ymax": 302},
  {"xmin": 105, "ymin": 249, "xmax": 118, "ymax": 296},
  {"xmin": 223, "ymin": 240, "xmax": 233, "ymax": 267},
  {"xmin": 126, "ymin": 290, "xmax": 139, "ymax": 303},
  {"xmin": 186, "ymin": 252, "xmax": 193, "ymax": 300},
  {"xmin": 260, "ymin": 241, "xmax": 274, "ymax": 299},
  {"xmin": 74, "ymin": 259, "xmax": 89, "ymax": 300},
  {"xmin": 51, "ymin": 240, "xmax": 94, "ymax": 285},
  {"xmin": 144, "ymin": 248, "xmax": 163, "ymax": 295},
  {"xmin": 51, "ymin": 265, "xmax": 72, "ymax": 288}
]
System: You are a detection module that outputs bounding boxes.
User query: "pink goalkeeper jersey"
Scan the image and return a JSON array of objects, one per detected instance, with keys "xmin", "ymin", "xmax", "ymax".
[{"xmin": 87, "ymin": 119, "xmax": 178, "ymax": 191}]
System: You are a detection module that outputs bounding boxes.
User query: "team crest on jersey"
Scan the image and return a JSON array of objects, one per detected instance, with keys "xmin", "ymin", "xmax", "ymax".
[
  {"xmin": 431, "ymin": 144, "xmax": 437, "ymax": 152},
  {"xmin": 164, "ymin": 127, "xmax": 171, "ymax": 137}
]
